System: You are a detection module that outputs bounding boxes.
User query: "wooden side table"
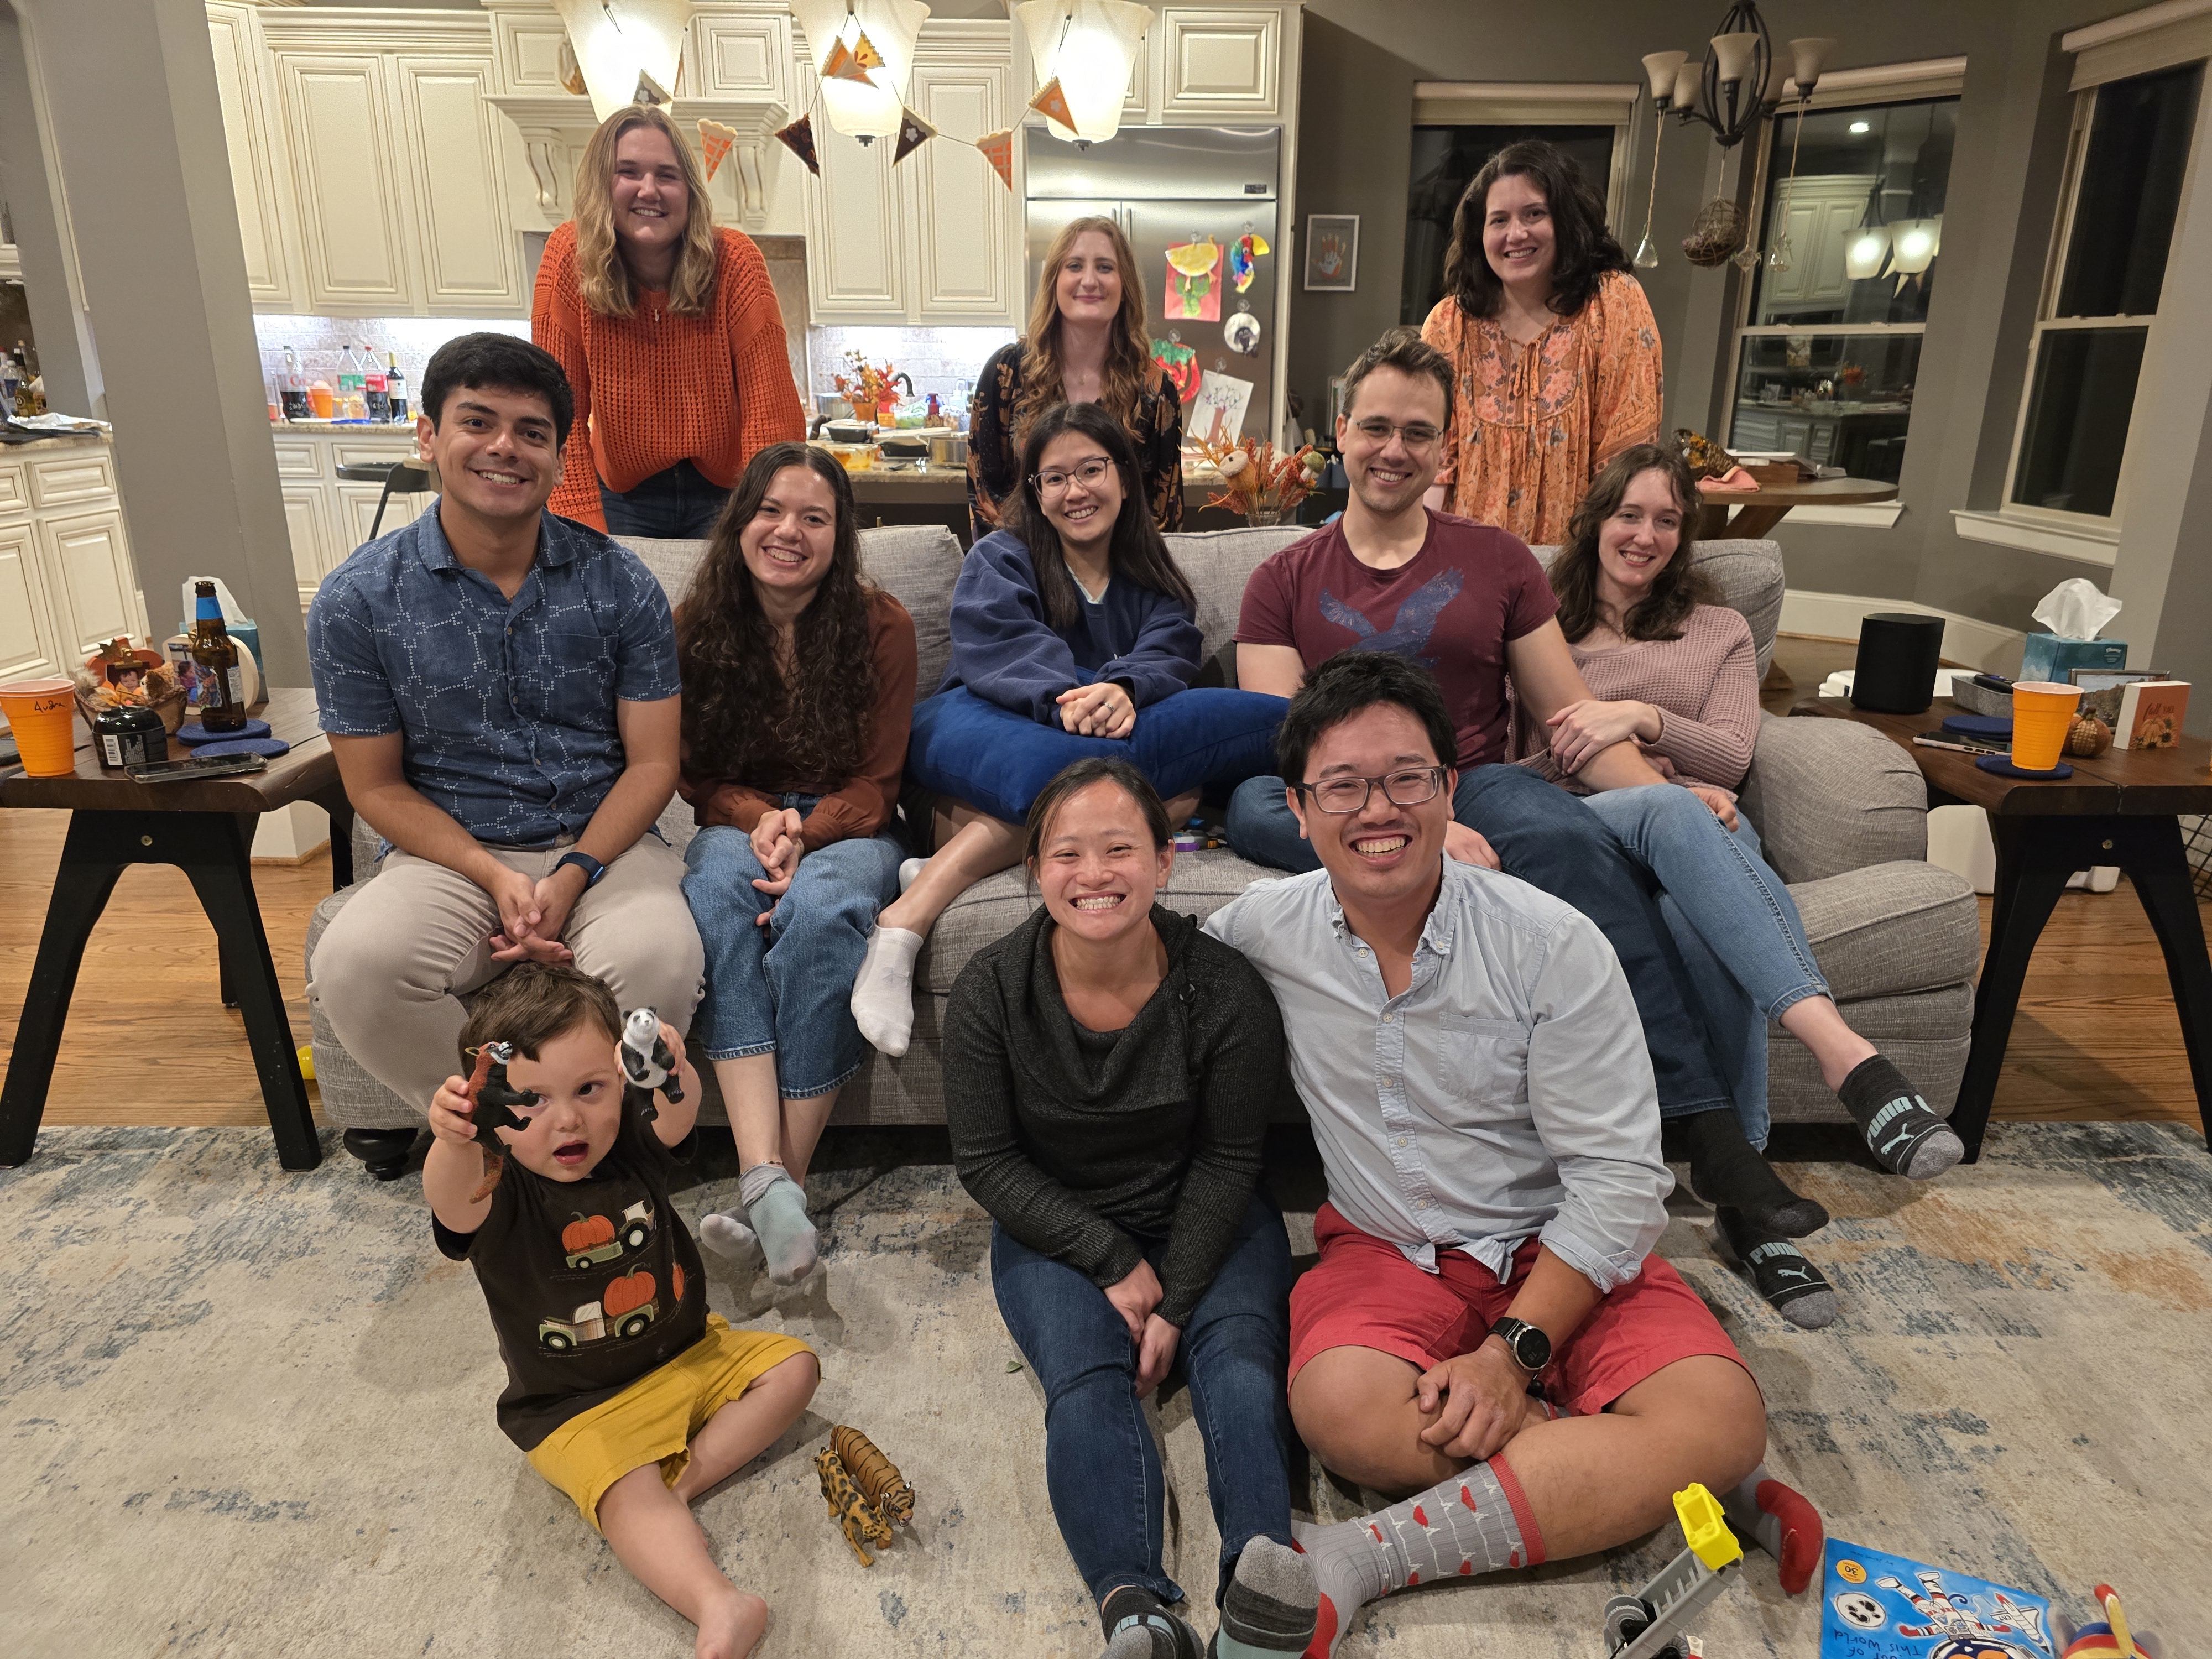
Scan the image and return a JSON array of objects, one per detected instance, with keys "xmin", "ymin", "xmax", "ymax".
[
  {"xmin": 1698, "ymin": 476, "xmax": 1899, "ymax": 540},
  {"xmin": 0, "ymin": 688, "xmax": 352, "ymax": 1170},
  {"xmin": 1794, "ymin": 696, "xmax": 2212, "ymax": 1158}
]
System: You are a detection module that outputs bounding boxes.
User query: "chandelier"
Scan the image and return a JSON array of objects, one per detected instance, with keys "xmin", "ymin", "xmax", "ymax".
[{"xmin": 1642, "ymin": 5, "xmax": 1833, "ymax": 152}]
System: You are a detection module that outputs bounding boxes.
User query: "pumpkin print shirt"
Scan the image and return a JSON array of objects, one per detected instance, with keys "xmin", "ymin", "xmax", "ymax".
[
  {"xmin": 434, "ymin": 1091, "xmax": 707, "ymax": 1451},
  {"xmin": 966, "ymin": 340, "xmax": 1186, "ymax": 543},
  {"xmin": 1420, "ymin": 269, "xmax": 1663, "ymax": 547}
]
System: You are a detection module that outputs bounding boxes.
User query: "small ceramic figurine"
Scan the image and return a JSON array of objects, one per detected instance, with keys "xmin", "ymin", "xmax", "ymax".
[
  {"xmin": 464, "ymin": 1041, "xmax": 542, "ymax": 1143},
  {"xmin": 2056, "ymin": 1584, "xmax": 2160, "ymax": 1659},
  {"xmin": 618, "ymin": 1008, "xmax": 684, "ymax": 1123}
]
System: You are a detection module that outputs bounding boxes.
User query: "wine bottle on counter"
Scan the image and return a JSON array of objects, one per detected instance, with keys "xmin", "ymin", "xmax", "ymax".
[
  {"xmin": 280, "ymin": 346, "xmax": 311, "ymax": 421},
  {"xmin": 189, "ymin": 580, "xmax": 248, "ymax": 734},
  {"xmin": 385, "ymin": 352, "xmax": 408, "ymax": 422},
  {"xmin": 364, "ymin": 349, "xmax": 389, "ymax": 421}
]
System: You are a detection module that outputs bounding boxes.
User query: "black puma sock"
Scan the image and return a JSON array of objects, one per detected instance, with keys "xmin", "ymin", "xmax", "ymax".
[
  {"xmin": 1837, "ymin": 1055, "xmax": 1964, "ymax": 1180},
  {"xmin": 1684, "ymin": 1109, "xmax": 1828, "ymax": 1237},
  {"xmin": 1101, "ymin": 1587, "xmax": 1203, "ymax": 1659},
  {"xmin": 1717, "ymin": 1207, "xmax": 1838, "ymax": 1329}
]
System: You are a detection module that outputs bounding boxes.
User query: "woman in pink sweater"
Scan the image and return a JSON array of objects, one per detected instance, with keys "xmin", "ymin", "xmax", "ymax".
[{"xmin": 1526, "ymin": 445, "xmax": 1959, "ymax": 1327}]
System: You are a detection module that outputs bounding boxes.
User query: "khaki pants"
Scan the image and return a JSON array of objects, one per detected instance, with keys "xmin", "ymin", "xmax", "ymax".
[{"xmin": 310, "ymin": 833, "xmax": 704, "ymax": 1114}]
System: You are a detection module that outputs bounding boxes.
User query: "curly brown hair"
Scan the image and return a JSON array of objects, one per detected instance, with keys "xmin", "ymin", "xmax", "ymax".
[
  {"xmin": 1548, "ymin": 444, "xmax": 1712, "ymax": 644},
  {"xmin": 676, "ymin": 443, "xmax": 879, "ymax": 788},
  {"xmin": 1441, "ymin": 139, "xmax": 1631, "ymax": 322}
]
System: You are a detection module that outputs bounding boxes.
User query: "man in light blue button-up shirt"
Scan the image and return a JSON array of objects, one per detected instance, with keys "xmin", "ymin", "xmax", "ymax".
[{"xmin": 1206, "ymin": 650, "xmax": 1770, "ymax": 1636}]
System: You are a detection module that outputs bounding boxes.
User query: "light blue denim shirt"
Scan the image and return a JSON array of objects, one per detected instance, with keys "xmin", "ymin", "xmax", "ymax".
[
  {"xmin": 1203, "ymin": 859, "xmax": 1672, "ymax": 1291},
  {"xmin": 308, "ymin": 498, "xmax": 680, "ymax": 848}
]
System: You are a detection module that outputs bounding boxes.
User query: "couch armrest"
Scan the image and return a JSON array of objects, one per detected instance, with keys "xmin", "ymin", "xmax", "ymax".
[{"xmin": 1739, "ymin": 712, "xmax": 1929, "ymax": 883}]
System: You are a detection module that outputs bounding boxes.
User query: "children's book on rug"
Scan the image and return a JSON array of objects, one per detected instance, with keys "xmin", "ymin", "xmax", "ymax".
[
  {"xmin": 1820, "ymin": 1539, "xmax": 2054, "ymax": 1659},
  {"xmin": 2113, "ymin": 679, "xmax": 2188, "ymax": 750}
]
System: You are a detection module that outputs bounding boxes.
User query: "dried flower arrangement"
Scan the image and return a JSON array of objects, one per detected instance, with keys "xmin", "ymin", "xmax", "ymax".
[
  {"xmin": 1194, "ymin": 434, "xmax": 1324, "ymax": 524},
  {"xmin": 833, "ymin": 352, "xmax": 901, "ymax": 421}
]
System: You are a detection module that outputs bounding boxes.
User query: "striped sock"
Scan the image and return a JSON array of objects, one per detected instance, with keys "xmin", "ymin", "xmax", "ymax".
[
  {"xmin": 1291, "ymin": 1454, "xmax": 1540, "ymax": 1658},
  {"xmin": 1209, "ymin": 1537, "xmax": 1318, "ymax": 1658}
]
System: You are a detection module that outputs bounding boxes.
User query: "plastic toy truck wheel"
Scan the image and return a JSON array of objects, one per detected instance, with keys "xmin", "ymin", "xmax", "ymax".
[{"xmin": 1605, "ymin": 1594, "xmax": 1654, "ymax": 1655}]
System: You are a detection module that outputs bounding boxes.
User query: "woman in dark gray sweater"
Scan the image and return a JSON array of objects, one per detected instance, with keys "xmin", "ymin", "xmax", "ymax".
[{"xmin": 942, "ymin": 758, "xmax": 1317, "ymax": 1659}]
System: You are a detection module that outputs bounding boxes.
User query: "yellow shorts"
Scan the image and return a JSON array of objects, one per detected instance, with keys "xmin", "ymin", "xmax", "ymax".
[{"xmin": 526, "ymin": 1314, "xmax": 814, "ymax": 1531}]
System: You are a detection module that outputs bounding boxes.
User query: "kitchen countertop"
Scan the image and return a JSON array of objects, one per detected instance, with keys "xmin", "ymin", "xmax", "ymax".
[
  {"xmin": 269, "ymin": 420, "xmax": 416, "ymax": 436},
  {"xmin": 1, "ymin": 426, "xmax": 108, "ymax": 452}
]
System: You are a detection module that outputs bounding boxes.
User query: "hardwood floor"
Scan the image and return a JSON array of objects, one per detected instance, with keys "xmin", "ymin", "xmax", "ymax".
[{"xmin": 4, "ymin": 636, "xmax": 2206, "ymax": 1133}]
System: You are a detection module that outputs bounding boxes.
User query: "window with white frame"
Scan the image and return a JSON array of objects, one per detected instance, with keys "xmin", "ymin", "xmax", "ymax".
[
  {"xmin": 1725, "ymin": 92, "xmax": 1959, "ymax": 487},
  {"xmin": 2006, "ymin": 61, "xmax": 2204, "ymax": 524}
]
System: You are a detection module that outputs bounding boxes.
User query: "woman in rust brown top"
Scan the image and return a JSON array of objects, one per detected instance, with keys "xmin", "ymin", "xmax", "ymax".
[{"xmin": 674, "ymin": 441, "xmax": 916, "ymax": 1284}]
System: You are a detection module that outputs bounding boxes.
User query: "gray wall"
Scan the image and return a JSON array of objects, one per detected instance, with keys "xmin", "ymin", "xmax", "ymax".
[{"xmin": 1289, "ymin": 1, "xmax": 2180, "ymax": 669}]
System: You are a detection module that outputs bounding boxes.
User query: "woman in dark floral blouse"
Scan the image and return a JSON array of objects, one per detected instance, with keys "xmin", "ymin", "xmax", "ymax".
[{"xmin": 967, "ymin": 215, "xmax": 1185, "ymax": 541}]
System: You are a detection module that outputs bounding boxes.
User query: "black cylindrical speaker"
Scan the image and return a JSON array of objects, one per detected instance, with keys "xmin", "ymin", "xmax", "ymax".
[{"xmin": 1851, "ymin": 612, "xmax": 1946, "ymax": 714}]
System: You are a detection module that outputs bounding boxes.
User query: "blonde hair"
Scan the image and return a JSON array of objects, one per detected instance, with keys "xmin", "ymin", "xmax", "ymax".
[
  {"xmin": 571, "ymin": 105, "xmax": 719, "ymax": 317},
  {"xmin": 1015, "ymin": 215, "xmax": 1160, "ymax": 447}
]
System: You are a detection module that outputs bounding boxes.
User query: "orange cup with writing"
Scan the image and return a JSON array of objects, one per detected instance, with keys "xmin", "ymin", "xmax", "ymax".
[
  {"xmin": 1, "ymin": 676, "xmax": 80, "ymax": 777},
  {"xmin": 2009, "ymin": 681, "xmax": 2079, "ymax": 771}
]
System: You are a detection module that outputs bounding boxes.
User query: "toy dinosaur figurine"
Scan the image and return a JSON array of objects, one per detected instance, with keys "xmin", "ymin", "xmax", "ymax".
[
  {"xmin": 815, "ymin": 1447, "xmax": 893, "ymax": 1566},
  {"xmin": 618, "ymin": 1008, "xmax": 684, "ymax": 1123},
  {"xmin": 831, "ymin": 1425, "xmax": 916, "ymax": 1526}
]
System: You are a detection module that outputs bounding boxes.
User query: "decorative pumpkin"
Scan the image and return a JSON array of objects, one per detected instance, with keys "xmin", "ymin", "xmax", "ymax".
[
  {"xmin": 564, "ymin": 1212, "xmax": 616, "ymax": 1254},
  {"xmin": 2066, "ymin": 715, "xmax": 2114, "ymax": 757},
  {"xmin": 602, "ymin": 1269, "xmax": 656, "ymax": 1318}
]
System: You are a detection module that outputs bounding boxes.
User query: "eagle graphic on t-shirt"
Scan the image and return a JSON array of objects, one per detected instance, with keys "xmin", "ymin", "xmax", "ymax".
[{"xmin": 1318, "ymin": 568, "xmax": 1465, "ymax": 669}]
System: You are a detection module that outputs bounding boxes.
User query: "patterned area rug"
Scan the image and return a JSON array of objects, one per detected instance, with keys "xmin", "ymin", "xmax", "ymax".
[{"xmin": 6, "ymin": 1121, "xmax": 2208, "ymax": 1656}]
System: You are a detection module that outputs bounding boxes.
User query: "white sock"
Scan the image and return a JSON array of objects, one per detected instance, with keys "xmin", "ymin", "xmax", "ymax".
[
  {"xmin": 698, "ymin": 1211, "xmax": 759, "ymax": 1260},
  {"xmin": 898, "ymin": 857, "xmax": 926, "ymax": 894},
  {"xmin": 851, "ymin": 926, "xmax": 924, "ymax": 1058}
]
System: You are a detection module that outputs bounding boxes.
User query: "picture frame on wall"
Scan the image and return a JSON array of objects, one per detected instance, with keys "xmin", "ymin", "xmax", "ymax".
[{"xmin": 1304, "ymin": 215, "xmax": 1359, "ymax": 291}]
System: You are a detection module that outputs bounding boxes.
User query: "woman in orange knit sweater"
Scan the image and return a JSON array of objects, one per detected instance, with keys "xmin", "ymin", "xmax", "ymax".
[{"xmin": 534, "ymin": 104, "xmax": 806, "ymax": 535}]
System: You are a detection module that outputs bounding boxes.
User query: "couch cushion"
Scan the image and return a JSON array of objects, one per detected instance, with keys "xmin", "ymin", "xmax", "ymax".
[
  {"xmin": 615, "ymin": 525, "xmax": 964, "ymax": 703},
  {"xmin": 1162, "ymin": 525, "xmax": 1314, "ymax": 669},
  {"xmin": 1791, "ymin": 860, "xmax": 1981, "ymax": 1001},
  {"xmin": 917, "ymin": 848, "xmax": 1281, "ymax": 995}
]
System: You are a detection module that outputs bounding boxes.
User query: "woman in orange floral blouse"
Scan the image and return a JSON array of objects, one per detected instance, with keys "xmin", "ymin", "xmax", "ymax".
[{"xmin": 1420, "ymin": 140, "xmax": 1662, "ymax": 546}]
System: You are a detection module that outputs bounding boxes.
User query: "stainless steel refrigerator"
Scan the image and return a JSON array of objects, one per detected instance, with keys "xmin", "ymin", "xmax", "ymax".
[{"xmin": 1025, "ymin": 126, "xmax": 1280, "ymax": 443}]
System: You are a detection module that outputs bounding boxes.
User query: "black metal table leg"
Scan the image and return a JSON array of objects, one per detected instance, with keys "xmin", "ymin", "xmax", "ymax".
[
  {"xmin": 0, "ymin": 809, "xmax": 320, "ymax": 1170},
  {"xmin": 2117, "ymin": 816, "xmax": 2212, "ymax": 1148},
  {"xmin": 310, "ymin": 781, "xmax": 357, "ymax": 890}
]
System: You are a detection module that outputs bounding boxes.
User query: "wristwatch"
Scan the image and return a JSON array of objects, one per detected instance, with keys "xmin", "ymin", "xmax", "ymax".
[
  {"xmin": 1488, "ymin": 1316, "xmax": 1551, "ymax": 1374},
  {"xmin": 554, "ymin": 849, "xmax": 607, "ymax": 889}
]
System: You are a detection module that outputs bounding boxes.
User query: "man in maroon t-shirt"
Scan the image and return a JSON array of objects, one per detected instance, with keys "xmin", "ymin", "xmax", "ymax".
[{"xmin": 1227, "ymin": 328, "xmax": 1803, "ymax": 1212}]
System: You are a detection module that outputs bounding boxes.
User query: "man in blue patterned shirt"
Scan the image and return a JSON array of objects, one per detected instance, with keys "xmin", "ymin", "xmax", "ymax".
[{"xmin": 308, "ymin": 335, "xmax": 702, "ymax": 1123}]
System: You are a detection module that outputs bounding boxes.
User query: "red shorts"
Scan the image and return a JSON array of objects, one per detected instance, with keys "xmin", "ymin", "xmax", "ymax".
[{"xmin": 1289, "ymin": 1204, "xmax": 1747, "ymax": 1418}]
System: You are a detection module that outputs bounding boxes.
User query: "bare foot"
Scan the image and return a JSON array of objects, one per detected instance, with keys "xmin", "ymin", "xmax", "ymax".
[{"xmin": 696, "ymin": 1588, "xmax": 768, "ymax": 1659}]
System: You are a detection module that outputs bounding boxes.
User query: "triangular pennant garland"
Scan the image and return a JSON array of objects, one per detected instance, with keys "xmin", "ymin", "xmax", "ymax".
[
  {"xmin": 976, "ymin": 128, "xmax": 1015, "ymax": 191},
  {"xmin": 775, "ymin": 113, "xmax": 821, "ymax": 178},
  {"xmin": 633, "ymin": 68, "xmax": 672, "ymax": 107},
  {"xmin": 820, "ymin": 37, "xmax": 874, "ymax": 83},
  {"xmin": 893, "ymin": 106, "xmax": 937, "ymax": 166},
  {"xmin": 1029, "ymin": 76, "xmax": 1076, "ymax": 130},
  {"xmin": 697, "ymin": 119, "xmax": 737, "ymax": 183},
  {"xmin": 848, "ymin": 28, "xmax": 886, "ymax": 70}
]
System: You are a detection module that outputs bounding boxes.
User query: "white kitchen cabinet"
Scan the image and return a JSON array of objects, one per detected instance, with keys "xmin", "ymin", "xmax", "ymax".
[
  {"xmin": 270, "ymin": 50, "xmax": 417, "ymax": 312},
  {"xmin": 38, "ymin": 509, "xmax": 139, "ymax": 659},
  {"xmin": 280, "ymin": 486, "xmax": 331, "ymax": 609},
  {"xmin": 269, "ymin": 427, "xmax": 420, "ymax": 611},
  {"xmin": 801, "ymin": 20, "xmax": 1020, "ymax": 325},
  {"xmin": 1760, "ymin": 175, "xmax": 1879, "ymax": 316},
  {"xmin": 206, "ymin": 2, "xmax": 301, "ymax": 310},
  {"xmin": 1159, "ymin": 6, "xmax": 1281, "ymax": 117},
  {"xmin": 394, "ymin": 56, "xmax": 525, "ymax": 310},
  {"xmin": 0, "ymin": 521, "xmax": 65, "ymax": 684}
]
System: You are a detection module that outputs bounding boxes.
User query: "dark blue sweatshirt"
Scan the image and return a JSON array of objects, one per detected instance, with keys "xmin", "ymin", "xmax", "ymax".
[{"xmin": 945, "ymin": 530, "xmax": 1205, "ymax": 725}]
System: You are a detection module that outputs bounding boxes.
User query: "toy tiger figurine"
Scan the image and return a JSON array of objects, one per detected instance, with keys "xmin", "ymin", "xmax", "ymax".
[
  {"xmin": 815, "ymin": 1447, "xmax": 892, "ymax": 1566},
  {"xmin": 831, "ymin": 1425, "xmax": 916, "ymax": 1526}
]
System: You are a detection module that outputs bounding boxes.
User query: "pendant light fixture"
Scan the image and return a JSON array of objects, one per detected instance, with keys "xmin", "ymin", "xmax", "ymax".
[
  {"xmin": 1016, "ymin": 1, "xmax": 1152, "ymax": 145},
  {"xmin": 551, "ymin": 0, "xmax": 692, "ymax": 123},
  {"xmin": 791, "ymin": 0, "xmax": 931, "ymax": 144},
  {"xmin": 1645, "ymin": 3, "xmax": 1833, "ymax": 152},
  {"xmin": 1634, "ymin": 51, "xmax": 1688, "ymax": 269},
  {"xmin": 1885, "ymin": 103, "xmax": 1944, "ymax": 276}
]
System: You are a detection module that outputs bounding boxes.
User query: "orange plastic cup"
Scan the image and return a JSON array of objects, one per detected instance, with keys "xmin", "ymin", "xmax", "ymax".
[
  {"xmin": 309, "ymin": 380, "xmax": 335, "ymax": 419},
  {"xmin": 2010, "ymin": 680, "xmax": 2079, "ymax": 771},
  {"xmin": 0, "ymin": 676, "xmax": 81, "ymax": 776}
]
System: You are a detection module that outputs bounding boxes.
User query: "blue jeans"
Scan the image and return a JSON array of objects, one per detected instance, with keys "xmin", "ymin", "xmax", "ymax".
[
  {"xmin": 679, "ymin": 798, "xmax": 905, "ymax": 1096},
  {"xmin": 1578, "ymin": 787, "xmax": 1829, "ymax": 1150},
  {"xmin": 600, "ymin": 459, "xmax": 732, "ymax": 539},
  {"xmin": 990, "ymin": 1194, "xmax": 1296, "ymax": 1611},
  {"xmin": 907, "ymin": 684, "xmax": 1286, "ymax": 825},
  {"xmin": 1224, "ymin": 765, "xmax": 1735, "ymax": 1119}
]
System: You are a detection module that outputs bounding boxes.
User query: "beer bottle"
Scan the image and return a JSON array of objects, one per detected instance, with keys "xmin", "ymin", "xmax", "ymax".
[{"xmin": 190, "ymin": 580, "xmax": 248, "ymax": 733}]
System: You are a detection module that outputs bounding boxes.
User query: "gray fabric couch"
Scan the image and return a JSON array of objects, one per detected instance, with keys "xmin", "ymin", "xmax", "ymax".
[{"xmin": 307, "ymin": 524, "xmax": 1978, "ymax": 1171}]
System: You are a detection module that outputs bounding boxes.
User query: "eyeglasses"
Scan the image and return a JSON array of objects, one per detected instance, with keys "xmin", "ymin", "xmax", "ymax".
[
  {"xmin": 1294, "ymin": 766, "xmax": 1447, "ymax": 815},
  {"xmin": 1347, "ymin": 418, "xmax": 1443, "ymax": 450},
  {"xmin": 1033, "ymin": 457, "xmax": 1114, "ymax": 495}
]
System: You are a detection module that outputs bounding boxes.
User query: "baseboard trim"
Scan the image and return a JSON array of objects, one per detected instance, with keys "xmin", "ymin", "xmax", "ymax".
[{"xmin": 1780, "ymin": 589, "xmax": 2026, "ymax": 674}]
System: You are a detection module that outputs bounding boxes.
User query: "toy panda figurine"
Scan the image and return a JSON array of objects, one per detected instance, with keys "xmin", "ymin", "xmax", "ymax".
[{"xmin": 619, "ymin": 1008, "xmax": 685, "ymax": 1123}]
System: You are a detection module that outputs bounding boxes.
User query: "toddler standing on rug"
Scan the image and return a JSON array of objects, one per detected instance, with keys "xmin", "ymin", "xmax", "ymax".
[{"xmin": 424, "ymin": 963, "xmax": 818, "ymax": 1659}]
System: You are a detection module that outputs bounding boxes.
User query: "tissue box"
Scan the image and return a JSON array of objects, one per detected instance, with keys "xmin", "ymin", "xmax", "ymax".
[{"xmin": 2020, "ymin": 633, "xmax": 2126, "ymax": 682}]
